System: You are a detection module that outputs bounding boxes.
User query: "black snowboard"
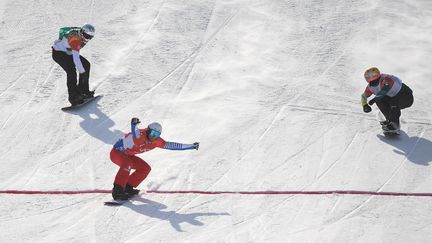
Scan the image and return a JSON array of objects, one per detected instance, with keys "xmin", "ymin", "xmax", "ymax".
[
  {"xmin": 104, "ymin": 200, "xmax": 127, "ymax": 206},
  {"xmin": 104, "ymin": 192, "xmax": 140, "ymax": 206},
  {"xmin": 383, "ymin": 129, "xmax": 400, "ymax": 136},
  {"xmin": 61, "ymin": 95, "xmax": 102, "ymax": 111},
  {"xmin": 380, "ymin": 121, "xmax": 401, "ymax": 136}
]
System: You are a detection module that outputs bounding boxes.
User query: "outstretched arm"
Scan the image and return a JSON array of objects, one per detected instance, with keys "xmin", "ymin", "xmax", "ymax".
[{"xmin": 164, "ymin": 142, "xmax": 199, "ymax": 151}]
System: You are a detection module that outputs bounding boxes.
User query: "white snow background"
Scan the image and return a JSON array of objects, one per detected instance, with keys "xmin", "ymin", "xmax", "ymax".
[{"xmin": 1, "ymin": 0, "xmax": 432, "ymax": 242}]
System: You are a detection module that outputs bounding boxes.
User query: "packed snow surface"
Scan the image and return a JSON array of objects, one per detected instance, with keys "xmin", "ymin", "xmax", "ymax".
[{"xmin": 1, "ymin": 0, "xmax": 432, "ymax": 242}]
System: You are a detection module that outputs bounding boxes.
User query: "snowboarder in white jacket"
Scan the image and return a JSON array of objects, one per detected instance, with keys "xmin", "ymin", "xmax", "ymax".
[{"xmin": 52, "ymin": 23, "xmax": 95, "ymax": 105}]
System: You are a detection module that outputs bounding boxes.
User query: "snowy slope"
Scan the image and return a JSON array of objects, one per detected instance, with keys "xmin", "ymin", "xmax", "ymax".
[{"xmin": 1, "ymin": 0, "xmax": 432, "ymax": 242}]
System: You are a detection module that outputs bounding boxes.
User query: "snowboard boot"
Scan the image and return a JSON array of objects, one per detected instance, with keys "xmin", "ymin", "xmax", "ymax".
[
  {"xmin": 81, "ymin": 90, "xmax": 95, "ymax": 99},
  {"xmin": 69, "ymin": 94, "xmax": 85, "ymax": 106},
  {"xmin": 380, "ymin": 120, "xmax": 389, "ymax": 130},
  {"xmin": 112, "ymin": 184, "xmax": 130, "ymax": 200},
  {"xmin": 384, "ymin": 121, "xmax": 400, "ymax": 131},
  {"xmin": 125, "ymin": 184, "xmax": 140, "ymax": 197},
  {"xmin": 380, "ymin": 120, "xmax": 390, "ymax": 127}
]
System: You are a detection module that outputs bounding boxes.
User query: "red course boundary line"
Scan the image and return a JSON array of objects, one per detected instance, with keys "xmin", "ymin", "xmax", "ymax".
[
  {"xmin": 0, "ymin": 190, "xmax": 111, "ymax": 194},
  {"xmin": 1, "ymin": 190, "xmax": 432, "ymax": 197}
]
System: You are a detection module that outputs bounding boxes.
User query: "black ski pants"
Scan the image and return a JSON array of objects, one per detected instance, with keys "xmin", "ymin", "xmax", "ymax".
[
  {"xmin": 52, "ymin": 48, "xmax": 90, "ymax": 102},
  {"xmin": 375, "ymin": 84, "xmax": 413, "ymax": 125}
]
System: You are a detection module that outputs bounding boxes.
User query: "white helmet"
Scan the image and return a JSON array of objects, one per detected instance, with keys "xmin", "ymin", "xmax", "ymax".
[
  {"xmin": 147, "ymin": 122, "xmax": 162, "ymax": 138},
  {"xmin": 81, "ymin": 23, "xmax": 95, "ymax": 40}
]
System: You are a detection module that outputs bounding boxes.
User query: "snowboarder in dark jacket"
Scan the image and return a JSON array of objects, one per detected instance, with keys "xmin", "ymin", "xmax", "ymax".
[{"xmin": 361, "ymin": 67, "xmax": 413, "ymax": 132}]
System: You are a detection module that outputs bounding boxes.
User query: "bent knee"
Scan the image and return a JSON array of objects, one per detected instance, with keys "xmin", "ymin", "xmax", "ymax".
[{"xmin": 139, "ymin": 163, "xmax": 151, "ymax": 173}]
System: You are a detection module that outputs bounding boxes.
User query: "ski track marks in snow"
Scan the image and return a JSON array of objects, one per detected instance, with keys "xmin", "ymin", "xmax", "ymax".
[
  {"xmin": 89, "ymin": 3, "xmax": 237, "ymax": 139},
  {"xmin": 2, "ymin": 0, "xmax": 432, "ymax": 242},
  {"xmin": 92, "ymin": 1, "xmax": 165, "ymax": 91},
  {"xmin": 207, "ymin": 104, "xmax": 288, "ymax": 192},
  {"xmin": 337, "ymin": 127, "xmax": 427, "ymax": 221},
  {"xmin": 0, "ymin": 59, "xmax": 39, "ymax": 98},
  {"xmin": 111, "ymin": 8, "xmax": 238, "ymax": 115},
  {"xmin": 0, "ymin": 58, "xmax": 52, "ymax": 130},
  {"xmin": 377, "ymin": 128, "xmax": 427, "ymax": 192}
]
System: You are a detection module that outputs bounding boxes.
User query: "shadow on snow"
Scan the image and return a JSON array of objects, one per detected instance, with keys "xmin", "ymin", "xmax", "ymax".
[
  {"xmin": 377, "ymin": 131, "xmax": 432, "ymax": 166},
  {"xmin": 62, "ymin": 97, "xmax": 123, "ymax": 145},
  {"xmin": 123, "ymin": 197, "xmax": 230, "ymax": 232}
]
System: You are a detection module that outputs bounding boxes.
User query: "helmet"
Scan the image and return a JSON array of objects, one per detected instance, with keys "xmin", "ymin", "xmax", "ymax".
[
  {"xmin": 147, "ymin": 122, "xmax": 162, "ymax": 138},
  {"xmin": 80, "ymin": 23, "xmax": 95, "ymax": 41},
  {"xmin": 364, "ymin": 67, "xmax": 381, "ymax": 82}
]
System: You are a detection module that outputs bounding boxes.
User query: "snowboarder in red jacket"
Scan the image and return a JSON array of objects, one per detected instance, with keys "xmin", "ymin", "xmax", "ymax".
[{"xmin": 110, "ymin": 117, "xmax": 199, "ymax": 200}]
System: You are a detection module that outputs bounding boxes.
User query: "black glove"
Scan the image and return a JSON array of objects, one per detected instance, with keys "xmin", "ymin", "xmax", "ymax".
[
  {"xmin": 131, "ymin": 117, "xmax": 141, "ymax": 125},
  {"xmin": 368, "ymin": 98, "xmax": 376, "ymax": 106},
  {"xmin": 193, "ymin": 142, "xmax": 200, "ymax": 150},
  {"xmin": 363, "ymin": 104, "xmax": 372, "ymax": 113}
]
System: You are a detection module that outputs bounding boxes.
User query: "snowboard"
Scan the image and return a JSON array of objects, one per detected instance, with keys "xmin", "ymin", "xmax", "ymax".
[
  {"xmin": 104, "ymin": 200, "xmax": 127, "ymax": 206},
  {"xmin": 104, "ymin": 192, "xmax": 140, "ymax": 206},
  {"xmin": 61, "ymin": 95, "xmax": 102, "ymax": 111},
  {"xmin": 383, "ymin": 129, "xmax": 400, "ymax": 136},
  {"xmin": 380, "ymin": 120, "xmax": 400, "ymax": 136}
]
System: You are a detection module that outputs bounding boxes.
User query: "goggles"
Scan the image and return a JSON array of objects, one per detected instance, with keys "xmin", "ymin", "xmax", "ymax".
[
  {"xmin": 149, "ymin": 129, "xmax": 161, "ymax": 138},
  {"xmin": 365, "ymin": 68, "xmax": 380, "ymax": 82},
  {"xmin": 82, "ymin": 32, "xmax": 93, "ymax": 40},
  {"xmin": 369, "ymin": 78, "xmax": 380, "ymax": 86}
]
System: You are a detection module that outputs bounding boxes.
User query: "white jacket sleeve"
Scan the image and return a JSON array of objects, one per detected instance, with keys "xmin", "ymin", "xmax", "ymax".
[{"xmin": 72, "ymin": 50, "xmax": 85, "ymax": 73}]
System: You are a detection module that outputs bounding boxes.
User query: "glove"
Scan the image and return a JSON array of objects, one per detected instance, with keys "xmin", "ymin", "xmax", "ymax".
[
  {"xmin": 193, "ymin": 142, "xmax": 200, "ymax": 150},
  {"xmin": 363, "ymin": 104, "xmax": 372, "ymax": 113},
  {"xmin": 368, "ymin": 98, "xmax": 376, "ymax": 106},
  {"xmin": 131, "ymin": 117, "xmax": 141, "ymax": 125}
]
